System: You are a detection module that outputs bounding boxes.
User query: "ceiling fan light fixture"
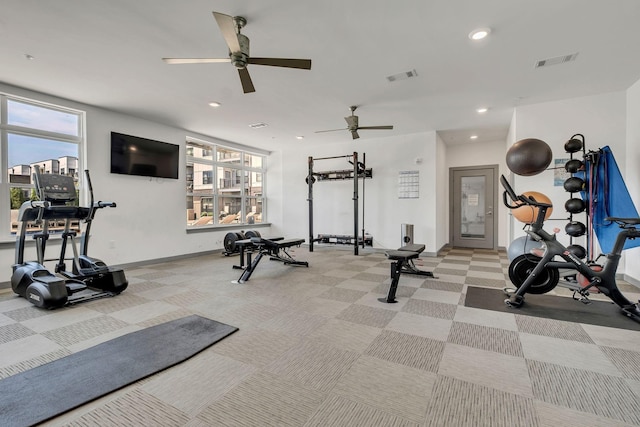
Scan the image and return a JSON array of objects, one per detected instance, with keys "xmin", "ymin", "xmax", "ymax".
[{"xmin": 469, "ymin": 28, "xmax": 491, "ymax": 40}]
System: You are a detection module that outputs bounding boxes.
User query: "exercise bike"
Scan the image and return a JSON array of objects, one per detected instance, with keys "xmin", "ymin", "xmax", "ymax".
[
  {"xmin": 500, "ymin": 174, "xmax": 640, "ymax": 322},
  {"xmin": 11, "ymin": 168, "xmax": 128, "ymax": 309}
]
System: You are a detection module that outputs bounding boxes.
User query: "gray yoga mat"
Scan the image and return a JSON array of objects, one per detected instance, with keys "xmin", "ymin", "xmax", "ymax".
[{"xmin": 0, "ymin": 314, "xmax": 238, "ymax": 427}]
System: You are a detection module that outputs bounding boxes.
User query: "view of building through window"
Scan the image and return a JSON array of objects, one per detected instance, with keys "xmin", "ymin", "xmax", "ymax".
[
  {"xmin": 1, "ymin": 95, "xmax": 84, "ymax": 235},
  {"xmin": 186, "ymin": 140, "xmax": 265, "ymax": 227}
]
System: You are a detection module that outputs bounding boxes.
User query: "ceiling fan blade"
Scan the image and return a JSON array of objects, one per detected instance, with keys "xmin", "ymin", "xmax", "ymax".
[
  {"xmin": 315, "ymin": 128, "xmax": 348, "ymax": 133},
  {"xmin": 249, "ymin": 57, "xmax": 312, "ymax": 69},
  {"xmin": 162, "ymin": 58, "xmax": 230, "ymax": 64},
  {"xmin": 238, "ymin": 68, "xmax": 255, "ymax": 93},
  {"xmin": 357, "ymin": 125, "xmax": 394, "ymax": 130},
  {"xmin": 351, "ymin": 130, "xmax": 360, "ymax": 140},
  {"xmin": 213, "ymin": 11, "xmax": 241, "ymax": 53}
]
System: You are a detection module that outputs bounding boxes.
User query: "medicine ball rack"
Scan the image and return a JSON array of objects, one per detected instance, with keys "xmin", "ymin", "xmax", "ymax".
[{"xmin": 562, "ymin": 134, "xmax": 589, "ymax": 260}]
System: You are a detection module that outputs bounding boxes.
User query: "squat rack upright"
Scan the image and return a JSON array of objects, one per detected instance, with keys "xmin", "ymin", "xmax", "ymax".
[{"xmin": 307, "ymin": 152, "xmax": 369, "ymax": 255}]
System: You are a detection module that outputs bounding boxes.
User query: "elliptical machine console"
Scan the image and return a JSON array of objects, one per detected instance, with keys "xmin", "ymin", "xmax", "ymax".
[{"xmin": 11, "ymin": 168, "xmax": 127, "ymax": 308}]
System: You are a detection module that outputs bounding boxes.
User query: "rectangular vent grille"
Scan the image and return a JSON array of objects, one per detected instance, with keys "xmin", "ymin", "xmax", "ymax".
[
  {"xmin": 535, "ymin": 52, "xmax": 579, "ymax": 68},
  {"xmin": 248, "ymin": 122, "xmax": 268, "ymax": 129},
  {"xmin": 386, "ymin": 69, "xmax": 418, "ymax": 82}
]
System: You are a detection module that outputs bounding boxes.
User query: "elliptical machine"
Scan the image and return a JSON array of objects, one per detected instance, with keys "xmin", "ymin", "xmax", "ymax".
[{"xmin": 11, "ymin": 168, "xmax": 128, "ymax": 309}]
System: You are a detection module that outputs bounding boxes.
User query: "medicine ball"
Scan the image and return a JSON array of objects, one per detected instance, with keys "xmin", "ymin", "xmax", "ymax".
[
  {"xmin": 563, "ymin": 177, "xmax": 585, "ymax": 193},
  {"xmin": 507, "ymin": 236, "xmax": 543, "ymax": 261},
  {"xmin": 512, "ymin": 191, "xmax": 553, "ymax": 224},
  {"xmin": 566, "ymin": 244, "xmax": 587, "ymax": 259},
  {"xmin": 565, "ymin": 221, "xmax": 586, "ymax": 237},
  {"xmin": 564, "ymin": 138, "xmax": 583, "ymax": 153},
  {"xmin": 506, "ymin": 138, "xmax": 553, "ymax": 176},
  {"xmin": 564, "ymin": 159, "xmax": 584, "ymax": 173},
  {"xmin": 564, "ymin": 198, "xmax": 586, "ymax": 214}
]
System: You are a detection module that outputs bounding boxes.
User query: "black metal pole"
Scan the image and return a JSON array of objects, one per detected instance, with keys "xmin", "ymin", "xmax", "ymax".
[
  {"xmin": 353, "ymin": 152, "xmax": 359, "ymax": 255},
  {"xmin": 361, "ymin": 152, "xmax": 366, "ymax": 249},
  {"xmin": 308, "ymin": 156, "xmax": 314, "ymax": 252}
]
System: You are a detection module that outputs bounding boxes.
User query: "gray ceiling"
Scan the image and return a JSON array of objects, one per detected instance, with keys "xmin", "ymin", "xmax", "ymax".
[{"xmin": 2, "ymin": 0, "xmax": 640, "ymax": 149}]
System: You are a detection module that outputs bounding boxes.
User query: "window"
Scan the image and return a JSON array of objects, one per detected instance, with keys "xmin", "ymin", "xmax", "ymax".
[
  {"xmin": 1, "ymin": 94, "xmax": 84, "ymax": 236},
  {"xmin": 186, "ymin": 139, "xmax": 266, "ymax": 227}
]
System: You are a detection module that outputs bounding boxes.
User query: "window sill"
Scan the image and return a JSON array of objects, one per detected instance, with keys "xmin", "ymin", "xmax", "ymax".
[{"xmin": 186, "ymin": 223, "xmax": 271, "ymax": 234}]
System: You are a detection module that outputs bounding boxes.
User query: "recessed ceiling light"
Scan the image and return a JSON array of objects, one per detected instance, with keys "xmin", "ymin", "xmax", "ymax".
[
  {"xmin": 469, "ymin": 28, "xmax": 491, "ymax": 40},
  {"xmin": 24, "ymin": 54, "xmax": 35, "ymax": 60},
  {"xmin": 476, "ymin": 107, "xmax": 488, "ymax": 113},
  {"xmin": 208, "ymin": 101, "xmax": 221, "ymax": 107},
  {"xmin": 470, "ymin": 135, "xmax": 478, "ymax": 140},
  {"xmin": 296, "ymin": 136, "xmax": 304, "ymax": 140}
]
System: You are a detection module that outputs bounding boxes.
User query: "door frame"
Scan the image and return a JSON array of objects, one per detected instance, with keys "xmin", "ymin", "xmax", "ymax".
[{"xmin": 449, "ymin": 165, "xmax": 499, "ymax": 249}]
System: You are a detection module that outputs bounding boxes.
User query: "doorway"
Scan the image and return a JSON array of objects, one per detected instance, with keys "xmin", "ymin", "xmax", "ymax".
[{"xmin": 450, "ymin": 165, "xmax": 498, "ymax": 249}]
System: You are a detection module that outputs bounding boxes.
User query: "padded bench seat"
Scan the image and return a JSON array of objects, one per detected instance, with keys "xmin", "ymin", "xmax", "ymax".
[
  {"xmin": 398, "ymin": 244, "xmax": 425, "ymax": 253},
  {"xmin": 234, "ymin": 237, "xmax": 308, "ymax": 283},
  {"xmin": 385, "ymin": 250, "xmax": 420, "ymax": 261},
  {"xmin": 395, "ymin": 243, "xmax": 434, "ymax": 278}
]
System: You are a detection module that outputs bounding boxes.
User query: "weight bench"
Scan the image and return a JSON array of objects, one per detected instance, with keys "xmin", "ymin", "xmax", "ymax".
[
  {"xmin": 397, "ymin": 244, "xmax": 435, "ymax": 277},
  {"xmin": 232, "ymin": 236, "xmax": 283, "ymax": 269},
  {"xmin": 379, "ymin": 250, "xmax": 420, "ymax": 303},
  {"xmin": 235, "ymin": 237, "xmax": 308, "ymax": 283}
]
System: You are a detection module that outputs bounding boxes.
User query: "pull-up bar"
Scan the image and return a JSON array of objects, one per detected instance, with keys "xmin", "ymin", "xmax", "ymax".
[{"xmin": 312, "ymin": 154, "xmax": 353, "ymax": 161}]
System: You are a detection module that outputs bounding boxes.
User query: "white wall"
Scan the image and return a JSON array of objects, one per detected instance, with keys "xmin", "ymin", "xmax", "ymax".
[
  {"xmin": 0, "ymin": 83, "xmax": 274, "ymax": 282},
  {"xmin": 625, "ymin": 79, "xmax": 640, "ymax": 283},
  {"xmin": 435, "ymin": 134, "xmax": 448, "ymax": 251},
  {"xmin": 279, "ymin": 132, "xmax": 441, "ymax": 253},
  {"xmin": 444, "ymin": 139, "xmax": 509, "ymax": 248}
]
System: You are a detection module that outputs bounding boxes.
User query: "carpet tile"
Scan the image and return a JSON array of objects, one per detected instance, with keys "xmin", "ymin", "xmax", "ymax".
[{"xmin": 2, "ymin": 246, "xmax": 640, "ymax": 426}]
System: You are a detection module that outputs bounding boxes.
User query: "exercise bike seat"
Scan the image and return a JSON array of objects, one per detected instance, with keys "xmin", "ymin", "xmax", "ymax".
[
  {"xmin": 605, "ymin": 217, "xmax": 640, "ymax": 226},
  {"xmin": 398, "ymin": 244, "xmax": 425, "ymax": 253}
]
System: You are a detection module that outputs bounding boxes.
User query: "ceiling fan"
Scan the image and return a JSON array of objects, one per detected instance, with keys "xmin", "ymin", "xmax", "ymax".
[
  {"xmin": 162, "ymin": 12, "xmax": 312, "ymax": 93},
  {"xmin": 316, "ymin": 106, "xmax": 394, "ymax": 140}
]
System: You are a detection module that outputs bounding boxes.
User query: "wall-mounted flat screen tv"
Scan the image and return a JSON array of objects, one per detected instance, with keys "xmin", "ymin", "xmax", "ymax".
[{"xmin": 110, "ymin": 132, "xmax": 179, "ymax": 179}]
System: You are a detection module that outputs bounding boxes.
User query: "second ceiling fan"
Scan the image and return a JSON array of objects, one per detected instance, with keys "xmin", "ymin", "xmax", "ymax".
[
  {"xmin": 316, "ymin": 106, "xmax": 394, "ymax": 140},
  {"xmin": 162, "ymin": 12, "xmax": 312, "ymax": 93}
]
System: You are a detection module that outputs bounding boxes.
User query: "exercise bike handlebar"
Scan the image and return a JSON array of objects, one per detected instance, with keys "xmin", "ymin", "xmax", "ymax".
[{"xmin": 500, "ymin": 174, "xmax": 552, "ymax": 210}]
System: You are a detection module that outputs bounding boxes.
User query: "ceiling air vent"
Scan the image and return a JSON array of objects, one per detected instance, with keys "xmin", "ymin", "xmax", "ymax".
[
  {"xmin": 248, "ymin": 122, "xmax": 268, "ymax": 129},
  {"xmin": 386, "ymin": 69, "xmax": 418, "ymax": 82},
  {"xmin": 535, "ymin": 52, "xmax": 579, "ymax": 68}
]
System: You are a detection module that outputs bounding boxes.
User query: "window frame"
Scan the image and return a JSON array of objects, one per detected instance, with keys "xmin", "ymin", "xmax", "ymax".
[
  {"xmin": 186, "ymin": 138, "xmax": 266, "ymax": 229},
  {"xmin": 1, "ymin": 93, "xmax": 86, "ymax": 239}
]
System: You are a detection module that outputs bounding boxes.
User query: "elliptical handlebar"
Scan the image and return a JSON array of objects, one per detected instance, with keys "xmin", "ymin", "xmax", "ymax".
[{"xmin": 96, "ymin": 201, "xmax": 116, "ymax": 209}]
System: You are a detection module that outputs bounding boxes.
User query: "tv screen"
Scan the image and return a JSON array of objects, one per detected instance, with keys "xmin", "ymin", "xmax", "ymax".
[{"xmin": 110, "ymin": 132, "xmax": 179, "ymax": 179}]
